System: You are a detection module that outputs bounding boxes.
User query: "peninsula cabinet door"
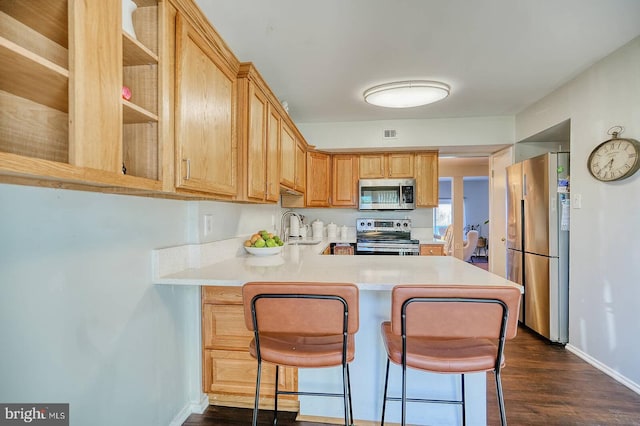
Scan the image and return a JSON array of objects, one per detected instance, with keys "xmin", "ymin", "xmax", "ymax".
[
  {"xmin": 175, "ymin": 14, "xmax": 237, "ymax": 197},
  {"xmin": 202, "ymin": 287, "xmax": 297, "ymax": 408}
]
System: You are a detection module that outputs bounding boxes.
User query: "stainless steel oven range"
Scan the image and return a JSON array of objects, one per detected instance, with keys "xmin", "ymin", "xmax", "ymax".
[{"xmin": 355, "ymin": 218, "xmax": 420, "ymax": 255}]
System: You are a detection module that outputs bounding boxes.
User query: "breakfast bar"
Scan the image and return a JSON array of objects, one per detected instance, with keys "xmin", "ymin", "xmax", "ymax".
[{"xmin": 152, "ymin": 237, "xmax": 522, "ymax": 425}]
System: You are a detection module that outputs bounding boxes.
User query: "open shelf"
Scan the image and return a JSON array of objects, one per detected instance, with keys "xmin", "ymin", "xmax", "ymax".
[
  {"xmin": 0, "ymin": 0, "xmax": 68, "ymax": 48},
  {"xmin": 123, "ymin": 99, "xmax": 158, "ymax": 124},
  {"xmin": 121, "ymin": 0, "xmax": 160, "ymax": 182},
  {"xmin": 123, "ymin": 32, "xmax": 158, "ymax": 66},
  {"xmin": 0, "ymin": 37, "xmax": 68, "ymax": 113}
]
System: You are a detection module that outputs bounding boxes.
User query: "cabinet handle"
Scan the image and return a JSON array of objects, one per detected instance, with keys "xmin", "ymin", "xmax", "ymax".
[{"xmin": 183, "ymin": 158, "xmax": 191, "ymax": 180}]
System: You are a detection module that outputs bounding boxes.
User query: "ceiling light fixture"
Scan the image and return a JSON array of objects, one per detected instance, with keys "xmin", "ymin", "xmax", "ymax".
[{"xmin": 363, "ymin": 80, "xmax": 450, "ymax": 108}]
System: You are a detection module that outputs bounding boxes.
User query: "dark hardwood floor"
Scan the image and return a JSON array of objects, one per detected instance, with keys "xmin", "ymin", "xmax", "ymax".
[{"xmin": 184, "ymin": 326, "xmax": 640, "ymax": 425}]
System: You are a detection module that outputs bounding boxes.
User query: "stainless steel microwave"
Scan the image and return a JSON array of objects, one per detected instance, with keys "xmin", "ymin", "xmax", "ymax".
[{"xmin": 358, "ymin": 178, "xmax": 416, "ymax": 210}]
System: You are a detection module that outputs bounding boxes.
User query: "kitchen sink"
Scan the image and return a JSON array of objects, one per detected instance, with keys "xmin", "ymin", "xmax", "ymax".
[{"xmin": 287, "ymin": 239, "xmax": 322, "ymax": 245}]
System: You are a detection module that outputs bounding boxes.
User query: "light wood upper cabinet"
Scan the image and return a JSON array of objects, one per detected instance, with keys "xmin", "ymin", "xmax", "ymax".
[
  {"xmin": 122, "ymin": 1, "xmax": 161, "ymax": 181},
  {"xmin": 245, "ymin": 81, "xmax": 267, "ymax": 200},
  {"xmin": 280, "ymin": 121, "xmax": 296, "ymax": 189},
  {"xmin": 294, "ymin": 138, "xmax": 306, "ymax": 193},
  {"xmin": 332, "ymin": 154, "xmax": 359, "ymax": 208},
  {"xmin": 175, "ymin": 12, "xmax": 238, "ymax": 197},
  {"xmin": 359, "ymin": 153, "xmax": 414, "ymax": 178},
  {"xmin": 359, "ymin": 154, "xmax": 386, "ymax": 178},
  {"xmin": 306, "ymin": 151, "xmax": 331, "ymax": 207},
  {"xmin": 388, "ymin": 153, "xmax": 414, "ymax": 177},
  {"xmin": 0, "ymin": 0, "xmax": 162, "ymax": 191},
  {"xmin": 237, "ymin": 64, "xmax": 280, "ymax": 203},
  {"xmin": 415, "ymin": 152, "xmax": 439, "ymax": 207},
  {"xmin": 265, "ymin": 104, "xmax": 280, "ymax": 202}
]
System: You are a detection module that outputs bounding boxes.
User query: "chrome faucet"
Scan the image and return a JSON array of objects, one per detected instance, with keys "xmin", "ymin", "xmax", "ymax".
[{"xmin": 280, "ymin": 210, "xmax": 304, "ymax": 241}]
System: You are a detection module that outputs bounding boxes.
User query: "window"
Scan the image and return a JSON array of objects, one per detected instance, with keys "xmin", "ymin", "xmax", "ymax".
[
  {"xmin": 434, "ymin": 198, "xmax": 467, "ymax": 237},
  {"xmin": 434, "ymin": 199, "xmax": 452, "ymax": 238}
]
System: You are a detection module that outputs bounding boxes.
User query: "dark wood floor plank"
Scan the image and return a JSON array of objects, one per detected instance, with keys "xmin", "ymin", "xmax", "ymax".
[{"xmin": 185, "ymin": 326, "xmax": 640, "ymax": 425}]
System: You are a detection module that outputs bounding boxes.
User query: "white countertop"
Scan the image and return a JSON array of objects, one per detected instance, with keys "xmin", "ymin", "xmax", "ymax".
[{"xmin": 153, "ymin": 238, "xmax": 520, "ymax": 292}]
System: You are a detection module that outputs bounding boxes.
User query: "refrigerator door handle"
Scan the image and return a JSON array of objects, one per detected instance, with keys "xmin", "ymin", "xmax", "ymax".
[
  {"xmin": 551, "ymin": 196, "xmax": 556, "ymax": 213},
  {"xmin": 523, "ymin": 173, "xmax": 527, "ymax": 196}
]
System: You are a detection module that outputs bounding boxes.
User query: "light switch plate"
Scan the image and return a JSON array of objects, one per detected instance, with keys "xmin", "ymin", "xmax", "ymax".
[{"xmin": 572, "ymin": 194, "xmax": 582, "ymax": 209}]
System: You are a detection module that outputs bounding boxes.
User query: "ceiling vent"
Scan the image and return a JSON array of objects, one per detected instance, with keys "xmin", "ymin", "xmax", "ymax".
[{"xmin": 383, "ymin": 129, "xmax": 397, "ymax": 139}]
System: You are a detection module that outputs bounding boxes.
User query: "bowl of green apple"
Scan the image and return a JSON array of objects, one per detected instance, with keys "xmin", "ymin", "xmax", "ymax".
[{"xmin": 244, "ymin": 230, "xmax": 284, "ymax": 256}]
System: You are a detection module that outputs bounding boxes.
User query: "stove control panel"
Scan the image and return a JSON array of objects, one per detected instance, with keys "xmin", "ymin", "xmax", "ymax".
[{"xmin": 356, "ymin": 218, "xmax": 412, "ymax": 233}]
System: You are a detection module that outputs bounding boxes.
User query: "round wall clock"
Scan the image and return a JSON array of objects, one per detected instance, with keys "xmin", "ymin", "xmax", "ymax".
[{"xmin": 587, "ymin": 128, "xmax": 640, "ymax": 182}]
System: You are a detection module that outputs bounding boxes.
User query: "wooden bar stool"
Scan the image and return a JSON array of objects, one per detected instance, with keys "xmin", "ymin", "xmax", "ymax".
[
  {"xmin": 380, "ymin": 285, "xmax": 521, "ymax": 426},
  {"xmin": 242, "ymin": 281, "xmax": 359, "ymax": 426}
]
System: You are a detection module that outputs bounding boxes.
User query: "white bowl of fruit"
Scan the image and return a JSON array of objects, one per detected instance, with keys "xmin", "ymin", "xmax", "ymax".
[{"xmin": 244, "ymin": 230, "xmax": 284, "ymax": 256}]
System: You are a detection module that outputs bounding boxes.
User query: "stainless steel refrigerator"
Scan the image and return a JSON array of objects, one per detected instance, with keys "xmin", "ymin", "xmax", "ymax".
[{"xmin": 506, "ymin": 152, "xmax": 570, "ymax": 343}]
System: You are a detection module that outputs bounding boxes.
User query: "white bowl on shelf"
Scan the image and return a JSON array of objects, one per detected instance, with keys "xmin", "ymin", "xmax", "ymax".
[{"xmin": 244, "ymin": 245, "xmax": 283, "ymax": 256}]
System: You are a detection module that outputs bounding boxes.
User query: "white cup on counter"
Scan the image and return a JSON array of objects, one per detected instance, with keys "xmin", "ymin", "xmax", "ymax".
[{"xmin": 340, "ymin": 225, "xmax": 348, "ymax": 240}]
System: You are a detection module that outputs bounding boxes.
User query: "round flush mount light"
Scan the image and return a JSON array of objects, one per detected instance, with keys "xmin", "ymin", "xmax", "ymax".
[{"xmin": 363, "ymin": 80, "xmax": 450, "ymax": 108}]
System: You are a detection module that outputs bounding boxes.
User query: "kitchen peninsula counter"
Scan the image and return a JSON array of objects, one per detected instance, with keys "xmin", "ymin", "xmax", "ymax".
[
  {"xmin": 152, "ymin": 238, "xmax": 520, "ymax": 426},
  {"xmin": 153, "ymin": 237, "xmax": 517, "ymax": 291}
]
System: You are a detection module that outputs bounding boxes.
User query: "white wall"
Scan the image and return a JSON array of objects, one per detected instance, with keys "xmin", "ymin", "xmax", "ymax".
[
  {"xmin": 0, "ymin": 184, "xmax": 279, "ymax": 425},
  {"xmin": 298, "ymin": 116, "xmax": 514, "ymax": 151},
  {"xmin": 516, "ymin": 36, "xmax": 640, "ymax": 390}
]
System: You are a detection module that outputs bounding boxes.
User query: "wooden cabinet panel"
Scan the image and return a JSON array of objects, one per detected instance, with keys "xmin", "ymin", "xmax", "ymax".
[
  {"xmin": 265, "ymin": 105, "xmax": 280, "ymax": 202},
  {"xmin": 202, "ymin": 304, "xmax": 252, "ymax": 350},
  {"xmin": 359, "ymin": 153, "xmax": 414, "ymax": 178},
  {"xmin": 332, "ymin": 154, "xmax": 359, "ymax": 207},
  {"xmin": 415, "ymin": 152, "xmax": 439, "ymax": 207},
  {"xmin": 359, "ymin": 154, "xmax": 386, "ymax": 178},
  {"xmin": 202, "ymin": 286, "xmax": 298, "ymax": 409},
  {"xmin": 420, "ymin": 244, "xmax": 444, "ymax": 256},
  {"xmin": 202, "ymin": 286, "xmax": 244, "ymax": 304},
  {"xmin": 280, "ymin": 122, "xmax": 295, "ymax": 189},
  {"xmin": 388, "ymin": 153, "xmax": 414, "ymax": 177},
  {"xmin": 68, "ymin": 0, "xmax": 121, "ymax": 173},
  {"xmin": 238, "ymin": 64, "xmax": 280, "ymax": 203},
  {"xmin": 305, "ymin": 151, "xmax": 331, "ymax": 207},
  {"xmin": 294, "ymin": 139, "xmax": 306, "ymax": 193},
  {"xmin": 175, "ymin": 13, "xmax": 237, "ymax": 196},
  {"xmin": 203, "ymin": 349, "xmax": 297, "ymax": 405},
  {"xmin": 245, "ymin": 81, "xmax": 268, "ymax": 200}
]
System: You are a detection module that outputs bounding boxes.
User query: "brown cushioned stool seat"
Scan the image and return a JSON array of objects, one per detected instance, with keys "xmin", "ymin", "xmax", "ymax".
[
  {"xmin": 380, "ymin": 284, "xmax": 521, "ymax": 426},
  {"xmin": 243, "ymin": 281, "xmax": 359, "ymax": 426}
]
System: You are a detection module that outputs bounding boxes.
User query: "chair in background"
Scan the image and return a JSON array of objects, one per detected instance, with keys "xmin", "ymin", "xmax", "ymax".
[
  {"xmin": 462, "ymin": 230, "xmax": 479, "ymax": 262},
  {"xmin": 380, "ymin": 285, "xmax": 521, "ymax": 426},
  {"xmin": 242, "ymin": 282, "xmax": 359, "ymax": 426}
]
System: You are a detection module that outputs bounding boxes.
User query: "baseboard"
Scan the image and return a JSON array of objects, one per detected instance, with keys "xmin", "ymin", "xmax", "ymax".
[
  {"xmin": 565, "ymin": 344, "xmax": 640, "ymax": 395},
  {"xmin": 169, "ymin": 394, "xmax": 209, "ymax": 426}
]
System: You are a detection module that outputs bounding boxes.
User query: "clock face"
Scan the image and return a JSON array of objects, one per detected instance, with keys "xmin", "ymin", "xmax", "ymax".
[{"xmin": 588, "ymin": 138, "xmax": 640, "ymax": 182}]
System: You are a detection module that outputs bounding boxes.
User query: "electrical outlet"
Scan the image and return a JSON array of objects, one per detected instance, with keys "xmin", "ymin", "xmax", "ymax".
[
  {"xmin": 572, "ymin": 194, "xmax": 582, "ymax": 209},
  {"xmin": 203, "ymin": 214, "xmax": 214, "ymax": 236}
]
